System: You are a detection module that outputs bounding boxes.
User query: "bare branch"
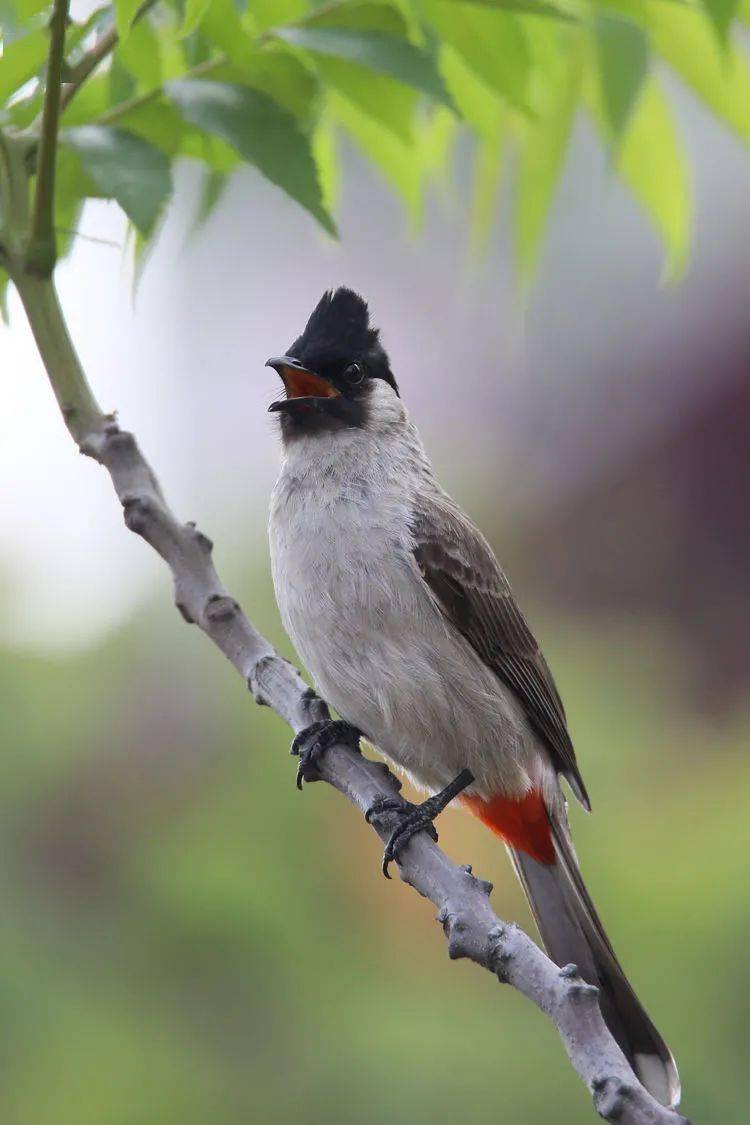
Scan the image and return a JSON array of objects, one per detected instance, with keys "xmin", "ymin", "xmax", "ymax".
[
  {"xmin": 27, "ymin": 0, "xmax": 70, "ymax": 276},
  {"xmin": 14, "ymin": 273, "xmax": 688, "ymax": 1125}
]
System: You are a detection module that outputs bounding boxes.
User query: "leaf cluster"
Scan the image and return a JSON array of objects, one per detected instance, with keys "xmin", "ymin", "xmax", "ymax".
[{"xmin": 0, "ymin": 0, "xmax": 746, "ymax": 306}]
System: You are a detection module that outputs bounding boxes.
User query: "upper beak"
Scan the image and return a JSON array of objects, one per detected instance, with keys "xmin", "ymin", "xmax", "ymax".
[{"xmin": 265, "ymin": 355, "xmax": 340, "ymax": 411}]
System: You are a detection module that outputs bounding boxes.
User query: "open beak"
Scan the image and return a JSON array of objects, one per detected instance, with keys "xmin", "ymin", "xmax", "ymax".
[{"xmin": 265, "ymin": 356, "xmax": 340, "ymax": 412}]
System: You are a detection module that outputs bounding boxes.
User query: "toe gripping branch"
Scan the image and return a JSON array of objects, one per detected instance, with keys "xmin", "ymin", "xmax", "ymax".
[
  {"xmin": 366, "ymin": 768, "xmax": 475, "ymax": 878},
  {"xmin": 291, "ymin": 719, "xmax": 361, "ymax": 789}
]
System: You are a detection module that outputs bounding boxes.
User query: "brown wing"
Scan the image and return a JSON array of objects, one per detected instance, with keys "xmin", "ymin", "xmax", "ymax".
[{"xmin": 412, "ymin": 490, "xmax": 590, "ymax": 810}]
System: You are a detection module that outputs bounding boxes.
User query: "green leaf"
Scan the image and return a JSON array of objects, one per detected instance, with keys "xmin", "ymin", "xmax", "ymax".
[
  {"xmin": 313, "ymin": 56, "xmax": 416, "ymax": 142},
  {"xmin": 438, "ymin": 44, "xmax": 504, "ymax": 140},
  {"xmin": 274, "ymin": 27, "xmax": 452, "ymax": 105},
  {"xmin": 435, "ymin": 0, "xmax": 576, "ymax": 19},
  {"xmin": 112, "ymin": 98, "xmax": 239, "ymax": 170},
  {"xmin": 251, "ymin": 0, "xmax": 307, "ymax": 33},
  {"xmin": 654, "ymin": 8, "xmax": 750, "ymax": 143},
  {"xmin": 54, "ymin": 146, "xmax": 98, "ymax": 260},
  {"xmin": 60, "ymin": 72, "xmax": 111, "ymax": 125},
  {"xmin": 327, "ymin": 88, "xmax": 422, "ymax": 223},
  {"xmin": 166, "ymin": 79, "xmax": 336, "ymax": 234},
  {"xmin": 594, "ymin": 15, "xmax": 649, "ymax": 144},
  {"xmin": 603, "ymin": 0, "xmax": 750, "ymax": 144},
  {"xmin": 312, "ymin": 121, "xmax": 340, "ymax": 216},
  {"xmin": 208, "ymin": 45, "xmax": 321, "ymax": 125},
  {"xmin": 0, "ymin": 26, "xmax": 47, "ymax": 104},
  {"xmin": 701, "ymin": 0, "xmax": 738, "ymax": 45},
  {"xmin": 515, "ymin": 55, "xmax": 580, "ymax": 280},
  {"xmin": 199, "ymin": 0, "xmax": 254, "ymax": 62},
  {"xmin": 590, "ymin": 76, "xmax": 691, "ymax": 279},
  {"xmin": 305, "ymin": 1, "xmax": 409, "ymax": 35},
  {"xmin": 116, "ymin": 17, "xmax": 163, "ymax": 88},
  {"xmin": 0, "ymin": 268, "xmax": 11, "ymax": 324},
  {"xmin": 63, "ymin": 126, "xmax": 172, "ymax": 234},
  {"xmin": 179, "ymin": 0, "xmax": 214, "ymax": 38},
  {"xmin": 190, "ymin": 167, "xmax": 226, "ymax": 232},
  {"xmin": 420, "ymin": 0, "xmax": 531, "ymax": 111},
  {"xmin": 114, "ymin": 0, "xmax": 142, "ymax": 41}
]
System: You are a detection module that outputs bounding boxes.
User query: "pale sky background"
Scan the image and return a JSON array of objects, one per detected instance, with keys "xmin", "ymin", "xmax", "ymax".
[{"xmin": 3, "ymin": 68, "xmax": 750, "ymax": 653}]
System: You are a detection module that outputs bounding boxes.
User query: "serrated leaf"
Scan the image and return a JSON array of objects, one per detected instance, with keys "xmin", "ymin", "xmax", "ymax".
[
  {"xmin": 421, "ymin": 0, "xmax": 531, "ymax": 111},
  {"xmin": 515, "ymin": 56, "xmax": 579, "ymax": 280},
  {"xmin": 0, "ymin": 26, "xmax": 47, "ymax": 103},
  {"xmin": 274, "ymin": 26, "xmax": 452, "ymax": 105},
  {"xmin": 207, "ymin": 45, "xmax": 320, "ymax": 125},
  {"xmin": 63, "ymin": 126, "xmax": 172, "ymax": 234},
  {"xmin": 114, "ymin": 0, "xmax": 142, "ymax": 41},
  {"xmin": 594, "ymin": 15, "xmax": 648, "ymax": 144},
  {"xmin": 166, "ymin": 79, "xmax": 336, "ymax": 233},
  {"xmin": 609, "ymin": 79, "xmax": 691, "ymax": 279},
  {"xmin": 113, "ymin": 98, "xmax": 239, "ymax": 170}
]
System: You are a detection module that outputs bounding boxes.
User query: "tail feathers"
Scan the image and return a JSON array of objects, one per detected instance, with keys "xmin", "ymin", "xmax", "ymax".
[{"xmin": 509, "ymin": 819, "xmax": 680, "ymax": 1108}]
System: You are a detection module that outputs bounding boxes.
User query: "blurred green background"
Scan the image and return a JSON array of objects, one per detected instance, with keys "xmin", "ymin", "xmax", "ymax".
[{"xmin": 1, "ymin": 532, "xmax": 748, "ymax": 1123}]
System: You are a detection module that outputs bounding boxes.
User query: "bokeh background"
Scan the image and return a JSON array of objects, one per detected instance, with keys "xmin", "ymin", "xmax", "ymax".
[{"xmin": 2, "ymin": 67, "xmax": 750, "ymax": 1125}]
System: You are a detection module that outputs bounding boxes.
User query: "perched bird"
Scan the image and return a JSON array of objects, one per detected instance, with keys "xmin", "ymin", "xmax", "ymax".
[{"xmin": 266, "ymin": 287, "xmax": 679, "ymax": 1108}]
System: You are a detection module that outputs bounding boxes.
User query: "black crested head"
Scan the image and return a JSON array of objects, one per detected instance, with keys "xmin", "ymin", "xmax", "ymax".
[
  {"xmin": 266, "ymin": 288, "xmax": 400, "ymax": 439},
  {"xmin": 289, "ymin": 288, "xmax": 398, "ymax": 396}
]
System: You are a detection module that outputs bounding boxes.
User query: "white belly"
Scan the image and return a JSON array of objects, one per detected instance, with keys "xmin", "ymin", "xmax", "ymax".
[{"xmin": 269, "ymin": 461, "xmax": 542, "ymax": 801}]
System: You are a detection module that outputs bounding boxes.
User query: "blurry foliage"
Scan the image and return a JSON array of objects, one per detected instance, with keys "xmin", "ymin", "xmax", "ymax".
[
  {"xmin": 4, "ymin": 0, "xmax": 750, "ymax": 310},
  {"xmin": 0, "ymin": 558, "xmax": 747, "ymax": 1123}
]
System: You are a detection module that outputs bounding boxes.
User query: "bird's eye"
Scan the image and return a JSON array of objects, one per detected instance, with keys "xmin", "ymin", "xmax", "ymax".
[{"xmin": 344, "ymin": 361, "xmax": 365, "ymax": 385}]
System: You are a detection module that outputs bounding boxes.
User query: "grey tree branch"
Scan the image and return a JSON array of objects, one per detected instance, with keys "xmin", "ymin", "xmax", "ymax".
[{"xmin": 13, "ymin": 274, "xmax": 686, "ymax": 1125}]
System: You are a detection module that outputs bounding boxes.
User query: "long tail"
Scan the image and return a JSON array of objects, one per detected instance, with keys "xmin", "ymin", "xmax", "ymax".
[{"xmin": 463, "ymin": 790, "xmax": 680, "ymax": 1108}]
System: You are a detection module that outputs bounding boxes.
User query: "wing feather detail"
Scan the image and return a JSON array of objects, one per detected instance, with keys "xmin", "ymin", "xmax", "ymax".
[{"xmin": 411, "ymin": 490, "xmax": 590, "ymax": 810}]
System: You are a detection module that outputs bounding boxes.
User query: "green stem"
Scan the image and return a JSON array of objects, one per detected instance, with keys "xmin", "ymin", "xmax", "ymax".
[
  {"xmin": 60, "ymin": 0, "xmax": 161, "ymax": 115},
  {"xmin": 28, "ymin": 0, "xmax": 70, "ymax": 277},
  {"xmin": 13, "ymin": 273, "xmax": 107, "ymax": 442}
]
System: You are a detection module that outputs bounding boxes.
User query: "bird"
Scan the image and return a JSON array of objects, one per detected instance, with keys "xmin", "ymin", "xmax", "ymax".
[{"xmin": 265, "ymin": 287, "xmax": 679, "ymax": 1108}]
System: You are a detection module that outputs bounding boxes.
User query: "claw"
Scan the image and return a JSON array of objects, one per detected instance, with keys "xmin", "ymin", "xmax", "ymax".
[
  {"xmin": 370, "ymin": 768, "xmax": 475, "ymax": 879},
  {"xmin": 364, "ymin": 795, "xmax": 404, "ymax": 825},
  {"xmin": 291, "ymin": 719, "xmax": 360, "ymax": 789}
]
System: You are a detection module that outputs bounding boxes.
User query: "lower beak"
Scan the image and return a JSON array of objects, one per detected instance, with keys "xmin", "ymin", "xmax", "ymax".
[{"xmin": 265, "ymin": 356, "xmax": 340, "ymax": 411}]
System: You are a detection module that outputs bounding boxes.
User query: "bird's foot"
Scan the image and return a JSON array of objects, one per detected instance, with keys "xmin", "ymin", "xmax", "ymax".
[
  {"xmin": 291, "ymin": 719, "xmax": 360, "ymax": 789},
  {"xmin": 366, "ymin": 768, "xmax": 474, "ymax": 878}
]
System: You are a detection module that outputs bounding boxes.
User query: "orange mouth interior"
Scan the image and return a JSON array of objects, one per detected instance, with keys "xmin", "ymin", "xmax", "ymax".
[{"xmin": 281, "ymin": 367, "xmax": 340, "ymax": 399}]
